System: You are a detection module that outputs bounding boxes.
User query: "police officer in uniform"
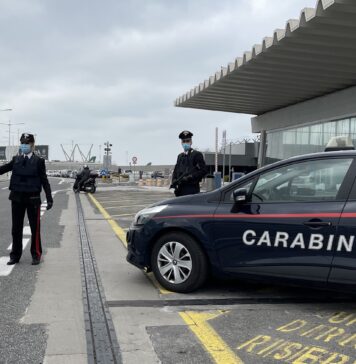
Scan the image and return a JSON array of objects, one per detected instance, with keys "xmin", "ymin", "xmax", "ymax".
[
  {"xmin": 0, "ymin": 133, "xmax": 53, "ymax": 265},
  {"xmin": 171, "ymin": 130, "xmax": 207, "ymax": 197}
]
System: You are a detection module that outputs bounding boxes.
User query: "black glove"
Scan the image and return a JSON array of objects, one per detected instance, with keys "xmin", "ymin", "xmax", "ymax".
[{"xmin": 46, "ymin": 200, "xmax": 53, "ymax": 210}]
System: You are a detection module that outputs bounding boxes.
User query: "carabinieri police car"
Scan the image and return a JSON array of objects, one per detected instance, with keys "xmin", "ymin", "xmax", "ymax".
[{"xmin": 127, "ymin": 150, "xmax": 356, "ymax": 293}]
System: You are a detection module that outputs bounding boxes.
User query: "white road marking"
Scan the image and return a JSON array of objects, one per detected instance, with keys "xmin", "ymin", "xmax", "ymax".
[
  {"xmin": 23, "ymin": 226, "xmax": 31, "ymax": 235},
  {"xmin": 41, "ymin": 212, "xmax": 45, "ymax": 216},
  {"xmin": 7, "ymin": 238, "xmax": 30, "ymax": 251},
  {"xmin": 1, "ymin": 187, "xmax": 8, "ymax": 190},
  {"xmin": 58, "ymin": 179, "xmax": 65, "ymax": 185},
  {"xmin": 51, "ymin": 188, "xmax": 70, "ymax": 195},
  {"xmin": 0, "ymin": 257, "xmax": 15, "ymax": 276}
]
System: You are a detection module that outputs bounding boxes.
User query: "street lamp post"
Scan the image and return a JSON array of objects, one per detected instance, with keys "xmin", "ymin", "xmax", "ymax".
[
  {"xmin": 0, "ymin": 110, "xmax": 26, "ymax": 161},
  {"xmin": 0, "ymin": 109, "xmax": 13, "ymax": 146},
  {"xmin": 0, "ymin": 120, "xmax": 25, "ymax": 147}
]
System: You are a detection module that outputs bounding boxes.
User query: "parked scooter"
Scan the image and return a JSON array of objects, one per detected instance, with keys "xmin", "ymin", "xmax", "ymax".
[{"xmin": 73, "ymin": 172, "xmax": 98, "ymax": 193}]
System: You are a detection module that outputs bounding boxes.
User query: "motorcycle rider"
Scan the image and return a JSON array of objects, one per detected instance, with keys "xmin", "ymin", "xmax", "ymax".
[{"xmin": 74, "ymin": 165, "xmax": 91, "ymax": 192}]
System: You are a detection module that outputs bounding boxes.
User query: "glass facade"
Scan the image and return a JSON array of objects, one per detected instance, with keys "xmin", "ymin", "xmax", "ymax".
[{"xmin": 265, "ymin": 116, "xmax": 356, "ymax": 165}]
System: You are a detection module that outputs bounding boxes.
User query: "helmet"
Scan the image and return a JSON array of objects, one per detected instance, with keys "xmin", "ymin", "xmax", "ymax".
[{"xmin": 83, "ymin": 164, "xmax": 89, "ymax": 169}]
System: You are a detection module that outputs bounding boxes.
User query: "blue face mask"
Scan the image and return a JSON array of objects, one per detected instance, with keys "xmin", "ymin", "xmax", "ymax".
[
  {"xmin": 182, "ymin": 143, "xmax": 191, "ymax": 152},
  {"xmin": 20, "ymin": 144, "xmax": 31, "ymax": 155}
]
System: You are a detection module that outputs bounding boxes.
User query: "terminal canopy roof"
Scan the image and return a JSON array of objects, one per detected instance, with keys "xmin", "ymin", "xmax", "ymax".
[{"xmin": 175, "ymin": 0, "xmax": 356, "ymax": 116}]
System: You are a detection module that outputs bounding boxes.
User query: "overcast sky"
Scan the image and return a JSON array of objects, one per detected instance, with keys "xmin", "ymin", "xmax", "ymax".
[{"xmin": 0, "ymin": 0, "xmax": 317, "ymax": 165}]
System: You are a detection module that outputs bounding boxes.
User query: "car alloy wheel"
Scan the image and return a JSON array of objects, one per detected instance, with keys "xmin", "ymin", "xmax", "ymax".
[
  {"xmin": 151, "ymin": 232, "xmax": 208, "ymax": 293},
  {"xmin": 157, "ymin": 241, "xmax": 192, "ymax": 284}
]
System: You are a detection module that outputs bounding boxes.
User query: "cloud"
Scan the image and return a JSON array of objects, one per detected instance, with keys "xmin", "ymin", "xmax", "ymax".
[{"xmin": 0, "ymin": 0, "xmax": 317, "ymax": 164}]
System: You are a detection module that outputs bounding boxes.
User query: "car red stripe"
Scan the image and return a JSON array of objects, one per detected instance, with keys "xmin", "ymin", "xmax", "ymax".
[{"xmin": 154, "ymin": 212, "xmax": 356, "ymax": 220}]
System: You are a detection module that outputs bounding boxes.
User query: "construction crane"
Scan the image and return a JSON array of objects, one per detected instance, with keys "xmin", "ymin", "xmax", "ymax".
[{"xmin": 61, "ymin": 143, "xmax": 94, "ymax": 162}]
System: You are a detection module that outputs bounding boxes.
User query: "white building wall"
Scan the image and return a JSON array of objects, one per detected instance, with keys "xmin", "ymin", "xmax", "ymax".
[{"xmin": 251, "ymin": 86, "xmax": 356, "ymax": 133}]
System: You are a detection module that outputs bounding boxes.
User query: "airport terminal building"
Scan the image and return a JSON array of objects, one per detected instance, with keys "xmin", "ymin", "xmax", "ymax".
[{"xmin": 175, "ymin": 0, "xmax": 356, "ymax": 166}]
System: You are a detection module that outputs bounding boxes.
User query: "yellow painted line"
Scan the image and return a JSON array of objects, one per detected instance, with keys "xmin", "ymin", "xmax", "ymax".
[
  {"xmin": 146, "ymin": 272, "xmax": 172, "ymax": 295},
  {"xmin": 179, "ymin": 311, "xmax": 243, "ymax": 364},
  {"xmin": 87, "ymin": 194, "xmax": 172, "ymax": 295},
  {"xmin": 104, "ymin": 204, "xmax": 148, "ymax": 209},
  {"xmin": 110, "ymin": 213, "xmax": 136, "ymax": 217},
  {"xmin": 88, "ymin": 194, "xmax": 127, "ymax": 248}
]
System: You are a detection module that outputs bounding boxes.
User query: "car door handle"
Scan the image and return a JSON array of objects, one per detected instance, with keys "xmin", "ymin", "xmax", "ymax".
[{"xmin": 303, "ymin": 221, "xmax": 332, "ymax": 227}]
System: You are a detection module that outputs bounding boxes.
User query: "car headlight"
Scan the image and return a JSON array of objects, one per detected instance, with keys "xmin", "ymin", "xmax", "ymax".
[{"xmin": 134, "ymin": 205, "xmax": 168, "ymax": 225}]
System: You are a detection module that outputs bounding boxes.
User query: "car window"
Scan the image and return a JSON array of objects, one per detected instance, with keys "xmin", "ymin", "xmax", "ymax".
[{"xmin": 251, "ymin": 158, "xmax": 353, "ymax": 203}]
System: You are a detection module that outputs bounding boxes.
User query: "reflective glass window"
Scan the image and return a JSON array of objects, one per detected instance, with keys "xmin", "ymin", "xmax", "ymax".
[
  {"xmin": 252, "ymin": 158, "xmax": 352, "ymax": 203},
  {"xmin": 309, "ymin": 124, "xmax": 323, "ymax": 148},
  {"xmin": 296, "ymin": 127, "xmax": 309, "ymax": 145},
  {"xmin": 336, "ymin": 118, "xmax": 350, "ymax": 136},
  {"xmin": 323, "ymin": 121, "xmax": 337, "ymax": 145},
  {"xmin": 265, "ymin": 116, "xmax": 356, "ymax": 165}
]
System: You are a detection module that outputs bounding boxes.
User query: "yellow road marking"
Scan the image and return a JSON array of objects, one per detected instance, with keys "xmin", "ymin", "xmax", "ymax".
[
  {"xmin": 104, "ymin": 204, "xmax": 148, "ymax": 209},
  {"xmin": 146, "ymin": 272, "xmax": 172, "ymax": 295},
  {"xmin": 179, "ymin": 311, "xmax": 243, "ymax": 364},
  {"xmin": 110, "ymin": 213, "xmax": 136, "ymax": 217},
  {"xmin": 87, "ymin": 193, "xmax": 172, "ymax": 295},
  {"xmin": 88, "ymin": 194, "xmax": 127, "ymax": 247}
]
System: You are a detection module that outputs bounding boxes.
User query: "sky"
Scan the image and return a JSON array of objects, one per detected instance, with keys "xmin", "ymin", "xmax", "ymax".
[{"xmin": 0, "ymin": 0, "xmax": 317, "ymax": 165}]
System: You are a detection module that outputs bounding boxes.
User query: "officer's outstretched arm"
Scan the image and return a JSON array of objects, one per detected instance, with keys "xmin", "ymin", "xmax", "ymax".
[{"xmin": 0, "ymin": 157, "xmax": 14, "ymax": 175}]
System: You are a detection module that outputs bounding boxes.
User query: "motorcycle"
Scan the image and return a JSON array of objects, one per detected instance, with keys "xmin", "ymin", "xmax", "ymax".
[{"xmin": 73, "ymin": 172, "xmax": 98, "ymax": 194}]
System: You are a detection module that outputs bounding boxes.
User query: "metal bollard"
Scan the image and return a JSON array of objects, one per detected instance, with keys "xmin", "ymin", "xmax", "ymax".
[{"xmin": 214, "ymin": 172, "xmax": 222, "ymax": 189}]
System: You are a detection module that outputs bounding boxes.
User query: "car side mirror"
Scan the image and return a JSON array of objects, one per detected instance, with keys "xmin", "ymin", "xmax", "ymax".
[{"xmin": 233, "ymin": 188, "xmax": 248, "ymax": 204}]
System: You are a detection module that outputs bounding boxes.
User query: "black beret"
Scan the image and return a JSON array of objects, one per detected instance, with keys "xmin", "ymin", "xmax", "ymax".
[
  {"xmin": 179, "ymin": 130, "xmax": 193, "ymax": 139},
  {"xmin": 20, "ymin": 133, "xmax": 35, "ymax": 144}
]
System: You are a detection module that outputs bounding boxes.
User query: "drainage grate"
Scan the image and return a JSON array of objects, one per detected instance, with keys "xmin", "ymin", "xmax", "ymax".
[
  {"xmin": 76, "ymin": 194, "xmax": 122, "ymax": 364},
  {"xmin": 106, "ymin": 296, "xmax": 354, "ymax": 308}
]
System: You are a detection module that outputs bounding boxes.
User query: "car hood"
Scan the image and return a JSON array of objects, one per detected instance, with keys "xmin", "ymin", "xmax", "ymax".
[{"xmin": 149, "ymin": 190, "xmax": 220, "ymax": 207}]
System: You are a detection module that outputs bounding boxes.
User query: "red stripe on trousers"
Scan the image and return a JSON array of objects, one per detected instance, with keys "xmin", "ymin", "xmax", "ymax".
[{"xmin": 35, "ymin": 206, "xmax": 41, "ymax": 258}]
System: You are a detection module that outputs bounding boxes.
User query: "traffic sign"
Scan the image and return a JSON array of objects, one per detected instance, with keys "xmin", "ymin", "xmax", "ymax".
[{"xmin": 132, "ymin": 156, "xmax": 138, "ymax": 165}]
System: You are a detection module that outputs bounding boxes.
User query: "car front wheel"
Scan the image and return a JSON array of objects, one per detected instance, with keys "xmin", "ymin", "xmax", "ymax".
[{"xmin": 151, "ymin": 232, "xmax": 208, "ymax": 293}]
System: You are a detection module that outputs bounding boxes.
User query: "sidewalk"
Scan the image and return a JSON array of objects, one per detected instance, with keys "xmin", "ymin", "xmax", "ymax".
[
  {"xmin": 22, "ymin": 192, "xmax": 87, "ymax": 364},
  {"xmin": 80, "ymin": 194, "xmax": 169, "ymax": 363}
]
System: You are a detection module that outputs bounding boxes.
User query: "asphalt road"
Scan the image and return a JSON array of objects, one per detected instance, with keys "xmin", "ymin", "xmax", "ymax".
[{"xmin": 0, "ymin": 177, "xmax": 71, "ymax": 363}]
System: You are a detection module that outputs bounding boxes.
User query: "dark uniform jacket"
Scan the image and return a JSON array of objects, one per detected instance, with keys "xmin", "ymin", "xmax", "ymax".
[
  {"xmin": 172, "ymin": 149, "xmax": 207, "ymax": 188},
  {"xmin": 0, "ymin": 154, "xmax": 52, "ymax": 204},
  {"xmin": 77, "ymin": 168, "xmax": 91, "ymax": 181}
]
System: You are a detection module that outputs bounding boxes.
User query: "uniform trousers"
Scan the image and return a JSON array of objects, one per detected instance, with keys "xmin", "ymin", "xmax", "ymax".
[{"xmin": 11, "ymin": 200, "xmax": 42, "ymax": 261}]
